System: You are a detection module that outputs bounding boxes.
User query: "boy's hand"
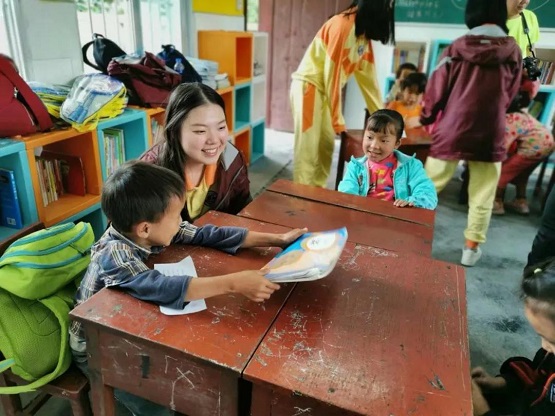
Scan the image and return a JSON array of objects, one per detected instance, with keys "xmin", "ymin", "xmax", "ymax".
[
  {"xmin": 230, "ymin": 270, "xmax": 280, "ymax": 302},
  {"xmin": 471, "ymin": 380, "xmax": 491, "ymax": 416},
  {"xmin": 393, "ymin": 199, "xmax": 414, "ymax": 208},
  {"xmin": 276, "ymin": 228, "xmax": 307, "ymax": 248},
  {"xmin": 471, "ymin": 367, "xmax": 507, "ymax": 392}
]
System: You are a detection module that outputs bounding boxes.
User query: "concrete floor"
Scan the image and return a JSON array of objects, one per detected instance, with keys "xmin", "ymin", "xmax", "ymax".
[{"xmin": 2, "ymin": 129, "xmax": 545, "ymax": 415}]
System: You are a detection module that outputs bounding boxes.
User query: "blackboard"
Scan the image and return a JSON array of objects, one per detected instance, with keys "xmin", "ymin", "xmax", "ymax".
[{"xmin": 395, "ymin": 0, "xmax": 555, "ymax": 29}]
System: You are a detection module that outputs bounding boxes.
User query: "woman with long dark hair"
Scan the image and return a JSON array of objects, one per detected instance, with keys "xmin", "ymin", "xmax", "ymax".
[{"xmin": 290, "ymin": 0, "xmax": 396, "ymax": 187}]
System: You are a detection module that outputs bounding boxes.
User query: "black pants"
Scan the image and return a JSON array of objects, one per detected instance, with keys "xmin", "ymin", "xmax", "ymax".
[{"xmin": 527, "ymin": 189, "xmax": 555, "ymax": 268}]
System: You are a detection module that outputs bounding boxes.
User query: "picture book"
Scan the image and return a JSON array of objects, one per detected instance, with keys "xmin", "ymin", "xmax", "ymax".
[
  {"xmin": 0, "ymin": 169, "xmax": 23, "ymax": 229},
  {"xmin": 262, "ymin": 227, "xmax": 348, "ymax": 283},
  {"xmin": 40, "ymin": 150, "xmax": 86, "ymax": 196}
]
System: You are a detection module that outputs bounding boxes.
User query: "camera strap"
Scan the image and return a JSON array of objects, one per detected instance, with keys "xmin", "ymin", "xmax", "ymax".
[{"xmin": 520, "ymin": 12, "xmax": 535, "ymax": 57}]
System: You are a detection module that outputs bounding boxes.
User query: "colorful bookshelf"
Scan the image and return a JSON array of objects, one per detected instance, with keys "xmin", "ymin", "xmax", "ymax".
[
  {"xmin": 218, "ymin": 86, "xmax": 235, "ymax": 132},
  {"xmin": 144, "ymin": 107, "xmax": 166, "ymax": 146},
  {"xmin": 530, "ymin": 85, "xmax": 555, "ymax": 127},
  {"xmin": 21, "ymin": 129, "xmax": 102, "ymax": 228},
  {"xmin": 0, "ymin": 139, "xmax": 38, "ymax": 241},
  {"xmin": 234, "ymin": 83, "xmax": 252, "ymax": 133},
  {"xmin": 427, "ymin": 39, "xmax": 452, "ymax": 74},
  {"xmin": 251, "ymin": 120, "xmax": 265, "ymax": 164},
  {"xmin": 96, "ymin": 109, "xmax": 149, "ymax": 181},
  {"xmin": 392, "ymin": 41, "xmax": 428, "ymax": 74},
  {"xmin": 198, "ymin": 31, "xmax": 253, "ymax": 86},
  {"xmin": 233, "ymin": 126, "xmax": 251, "ymax": 165}
]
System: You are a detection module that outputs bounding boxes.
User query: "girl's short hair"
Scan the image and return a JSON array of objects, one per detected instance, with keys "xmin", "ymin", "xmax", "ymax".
[
  {"xmin": 400, "ymin": 72, "xmax": 427, "ymax": 94},
  {"xmin": 158, "ymin": 83, "xmax": 227, "ymax": 180},
  {"xmin": 101, "ymin": 161, "xmax": 185, "ymax": 233},
  {"xmin": 522, "ymin": 258, "xmax": 555, "ymax": 320},
  {"xmin": 341, "ymin": 0, "xmax": 396, "ymax": 45},
  {"xmin": 465, "ymin": 0, "xmax": 509, "ymax": 33},
  {"xmin": 366, "ymin": 109, "xmax": 404, "ymax": 141},
  {"xmin": 396, "ymin": 62, "xmax": 417, "ymax": 79}
]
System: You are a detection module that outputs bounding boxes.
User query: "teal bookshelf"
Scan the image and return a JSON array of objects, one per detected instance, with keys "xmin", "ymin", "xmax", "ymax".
[
  {"xmin": 428, "ymin": 39, "xmax": 452, "ymax": 75},
  {"xmin": 62, "ymin": 201, "xmax": 107, "ymax": 241},
  {"xmin": 234, "ymin": 83, "xmax": 252, "ymax": 133},
  {"xmin": 383, "ymin": 75, "xmax": 395, "ymax": 101},
  {"xmin": 530, "ymin": 85, "xmax": 555, "ymax": 126},
  {"xmin": 251, "ymin": 120, "xmax": 265, "ymax": 164},
  {"xmin": 96, "ymin": 109, "xmax": 149, "ymax": 180},
  {"xmin": 0, "ymin": 139, "xmax": 38, "ymax": 241}
]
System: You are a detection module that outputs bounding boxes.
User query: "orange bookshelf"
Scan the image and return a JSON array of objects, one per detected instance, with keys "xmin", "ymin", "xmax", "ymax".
[
  {"xmin": 198, "ymin": 31, "xmax": 253, "ymax": 85},
  {"xmin": 145, "ymin": 108, "xmax": 165, "ymax": 146},
  {"xmin": 24, "ymin": 129, "xmax": 102, "ymax": 227},
  {"xmin": 234, "ymin": 126, "xmax": 251, "ymax": 165},
  {"xmin": 218, "ymin": 87, "xmax": 235, "ymax": 132}
]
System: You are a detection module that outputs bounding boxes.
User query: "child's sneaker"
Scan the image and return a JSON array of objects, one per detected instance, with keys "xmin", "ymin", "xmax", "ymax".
[
  {"xmin": 492, "ymin": 200, "xmax": 505, "ymax": 215},
  {"xmin": 461, "ymin": 246, "xmax": 482, "ymax": 267},
  {"xmin": 507, "ymin": 199, "xmax": 530, "ymax": 215}
]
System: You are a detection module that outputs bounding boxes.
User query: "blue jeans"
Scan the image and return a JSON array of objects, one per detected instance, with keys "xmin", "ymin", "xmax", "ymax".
[{"xmin": 72, "ymin": 350, "xmax": 173, "ymax": 416}]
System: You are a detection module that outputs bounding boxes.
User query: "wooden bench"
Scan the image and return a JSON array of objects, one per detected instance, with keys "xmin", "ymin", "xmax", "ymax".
[{"xmin": 0, "ymin": 222, "xmax": 92, "ymax": 416}]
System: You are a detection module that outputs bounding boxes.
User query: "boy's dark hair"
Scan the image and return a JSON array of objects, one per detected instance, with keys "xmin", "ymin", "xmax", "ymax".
[
  {"xmin": 366, "ymin": 109, "xmax": 404, "ymax": 141},
  {"xmin": 341, "ymin": 0, "xmax": 395, "ymax": 45},
  {"xmin": 401, "ymin": 72, "xmax": 427, "ymax": 94},
  {"xmin": 396, "ymin": 62, "xmax": 417, "ymax": 79},
  {"xmin": 522, "ymin": 258, "xmax": 555, "ymax": 320},
  {"xmin": 158, "ymin": 82, "xmax": 227, "ymax": 182},
  {"xmin": 465, "ymin": 0, "xmax": 508, "ymax": 33},
  {"xmin": 101, "ymin": 161, "xmax": 185, "ymax": 233}
]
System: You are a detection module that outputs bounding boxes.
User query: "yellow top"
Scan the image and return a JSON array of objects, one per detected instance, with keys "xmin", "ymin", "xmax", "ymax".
[
  {"xmin": 507, "ymin": 9, "xmax": 540, "ymax": 57},
  {"xmin": 185, "ymin": 164, "xmax": 217, "ymax": 220},
  {"xmin": 292, "ymin": 10, "xmax": 382, "ymax": 133}
]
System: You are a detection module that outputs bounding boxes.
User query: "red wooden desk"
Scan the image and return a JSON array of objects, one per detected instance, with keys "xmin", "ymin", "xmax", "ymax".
[
  {"xmin": 244, "ymin": 248, "xmax": 471, "ymax": 415},
  {"xmin": 239, "ymin": 191, "xmax": 433, "ymax": 256},
  {"xmin": 268, "ymin": 179, "xmax": 435, "ymax": 228},
  {"xmin": 69, "ymin": 212, "xmax": 295, "ymax": 416}
]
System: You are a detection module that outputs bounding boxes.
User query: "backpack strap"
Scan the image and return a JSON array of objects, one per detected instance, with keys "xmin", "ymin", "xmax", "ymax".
[
  {"xmin": 0, "ymin": 291, "xmax": 72, "ymax": 394},
  {"xmin": 0, "ymin": 58, "xmax": 53, "ymax": 132},
  {"xmin": 82, "ymin": 40, "xmax": 103, "ymax": 72}
]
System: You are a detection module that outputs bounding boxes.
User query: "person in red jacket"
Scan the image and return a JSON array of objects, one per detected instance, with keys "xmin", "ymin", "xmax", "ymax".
[
  {"xmin": 471, "ymin": 258, "xmax": 555, "ymax": 416},
  {"xmin": 140, "ymin": 83, "xmax": 251, "ymax": 223},
  {"xmin": 421, "ymin": 0, "xmax": 522, "ymax": 267}
]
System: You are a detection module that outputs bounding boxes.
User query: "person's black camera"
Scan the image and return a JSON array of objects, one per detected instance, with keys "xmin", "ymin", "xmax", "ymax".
[{"xmin": 524, "ymin": 56, "xmax": 542, "ymax": 81}]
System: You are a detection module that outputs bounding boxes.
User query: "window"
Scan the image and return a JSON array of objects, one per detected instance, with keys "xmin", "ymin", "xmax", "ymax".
[
  {"xmin": 0, "ymin": 0, "xmax": 24, "ymax": 75},
  {"xmin": 246, "ymin": 0, "xmax": 258, "ymax": 31},
  {"xmin": 139, "ymin": 0, "xmax": 181, "ymax": 54},
  {"xmin": 0, "ymin": 5, "xmax": 10, "ymax": 56},
  {"xmin": 76, "ymin": 0, "xmax": 136, "ymax": 68}
]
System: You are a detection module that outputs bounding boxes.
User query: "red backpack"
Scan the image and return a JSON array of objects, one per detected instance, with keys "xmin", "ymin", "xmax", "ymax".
[{"xmin": 0, "ymin": 56, "xmax": 53, "ymax": 137}]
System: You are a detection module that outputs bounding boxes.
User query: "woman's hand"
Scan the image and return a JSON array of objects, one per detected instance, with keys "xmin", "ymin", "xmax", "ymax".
[
  {"xmin": 471, "ymin": 379, "xmax": 491, "ymax": 416},
  {"xmin": 393, "ymin": 199, "xmax": 414, "ymax": 208},
  {"xmin": 471, "ymin": 367, "xmax": 507, "ymax": 392}
]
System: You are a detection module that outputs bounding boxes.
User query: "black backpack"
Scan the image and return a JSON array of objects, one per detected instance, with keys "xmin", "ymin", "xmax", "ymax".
[
  {"xmin": 156, "ymin": 44, "xmax": 202, "ymax": 84},
  {"xmin": 82, "ymin": 33, "xmax": 127, "ymax": 74}
]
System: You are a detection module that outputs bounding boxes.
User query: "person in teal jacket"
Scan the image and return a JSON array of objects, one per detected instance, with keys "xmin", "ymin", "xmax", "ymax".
[{"xmin": 338, "ymin": 109, "xmax": 437, "ymax": 210}]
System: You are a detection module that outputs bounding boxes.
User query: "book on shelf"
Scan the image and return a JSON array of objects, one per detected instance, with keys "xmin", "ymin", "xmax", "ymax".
[
  {"xmin": 151, "ymin": 119, "xmax": 164, "ymax": 143},
  {"xmin": 529, "ymin": 100, "xmax": 544, "ymax": 119},
  {"xmin": 262, "ymin": 227, "xmax": 348, "ymax": 283},
  {"xmin": 103, "ymin": 128, "xmax": 125, "ymax": 177},
  {"xmin": 36, "ymin": 150, "xmax": 86, "ymax": 207},
  {"xmin": 392, "ymin": 45, "xmax": 426, "ymax": 72},
  {"xmin": 0, "ymin": 169, "xmax": 23, "ymax": 229},
  {"xmin": 538, "ymin": 60, "xmax": 555, "ymax": 85}
]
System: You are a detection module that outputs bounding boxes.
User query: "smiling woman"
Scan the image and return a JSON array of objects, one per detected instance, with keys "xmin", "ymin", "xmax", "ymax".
[{"xmin": 140, "ymin": 83, "xmax": 252, "ymax": 222}]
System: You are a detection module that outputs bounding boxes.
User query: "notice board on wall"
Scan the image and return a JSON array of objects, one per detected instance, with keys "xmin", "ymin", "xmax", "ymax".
[{"xmin": 192, "ymin": 0, "xmax": 244, "ymax": 16}]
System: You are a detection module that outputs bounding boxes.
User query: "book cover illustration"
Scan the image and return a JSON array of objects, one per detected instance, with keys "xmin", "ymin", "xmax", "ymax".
[
  {"xmin": 0, "ymin": 169, "xmax": 23, "ymax": 229},
  {"xmin": 263, "ymin": 227, "xmax": 348, "ymax": 283}
]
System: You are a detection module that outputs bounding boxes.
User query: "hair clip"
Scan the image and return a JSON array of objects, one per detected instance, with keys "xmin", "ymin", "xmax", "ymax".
[{"xmin": 534, "ymin": 268, "xmax": 542, "ymax": 274}]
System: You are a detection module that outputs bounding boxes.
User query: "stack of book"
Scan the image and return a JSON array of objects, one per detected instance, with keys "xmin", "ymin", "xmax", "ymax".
[
  {"xmin": 103, "ymin": 128, "xmax": 126, "ymax": 177},
  {"xmin": 35, "ymin": 150, "xmax": 86, "ymax": 207},
  {"xmin": 538, "ymin": 60, "xmax": 555, "ymax": 85},
  {"xmin": 186, "ymin": 57, "xmax": 219, "ymax": 90}
]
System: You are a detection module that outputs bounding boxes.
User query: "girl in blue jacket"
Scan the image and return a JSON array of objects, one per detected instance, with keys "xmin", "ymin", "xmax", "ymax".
[{"xmin": 338, "ymin": 109, "xmax": 437, "ymax": 210}]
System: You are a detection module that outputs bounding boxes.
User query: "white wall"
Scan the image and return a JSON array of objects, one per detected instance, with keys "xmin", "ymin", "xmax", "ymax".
[
  {"xmin": 15, "ymin": 0, "xmax": 82, "ymax": 85},
  {"xmin": 344, "ymin": 23, "xmax": 555, "ymax": 130},
  {"xmin": 189, "ymin": 13, "xmax": 244, "ymax": 57}
]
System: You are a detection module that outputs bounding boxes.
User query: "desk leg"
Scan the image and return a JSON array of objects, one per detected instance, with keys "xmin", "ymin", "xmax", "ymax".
[{"xmin": 87, "ymin": 327, "xmax": 116, "ymax": 416}]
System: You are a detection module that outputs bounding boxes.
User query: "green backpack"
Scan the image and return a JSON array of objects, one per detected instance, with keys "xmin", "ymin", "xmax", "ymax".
[{"xmin": 0, "ymin": 222, "xmax": 94, "ymax": 394}]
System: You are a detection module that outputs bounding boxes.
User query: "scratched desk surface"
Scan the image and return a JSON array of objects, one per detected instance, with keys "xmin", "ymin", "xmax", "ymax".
[
  {"xmin": 267, "ymin": 179, "xmax": 435, "ymax": 228},
  {"xmin": 244, "ymin": 246, "xmax": 471, "ymax": 416},
  {"xmin": 69, "ymin": 211, "xmax": 296, "ymax": 416},
  {"xmin": 239, "ymin": 191, "xmax": 433, "ymax": 256}
]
